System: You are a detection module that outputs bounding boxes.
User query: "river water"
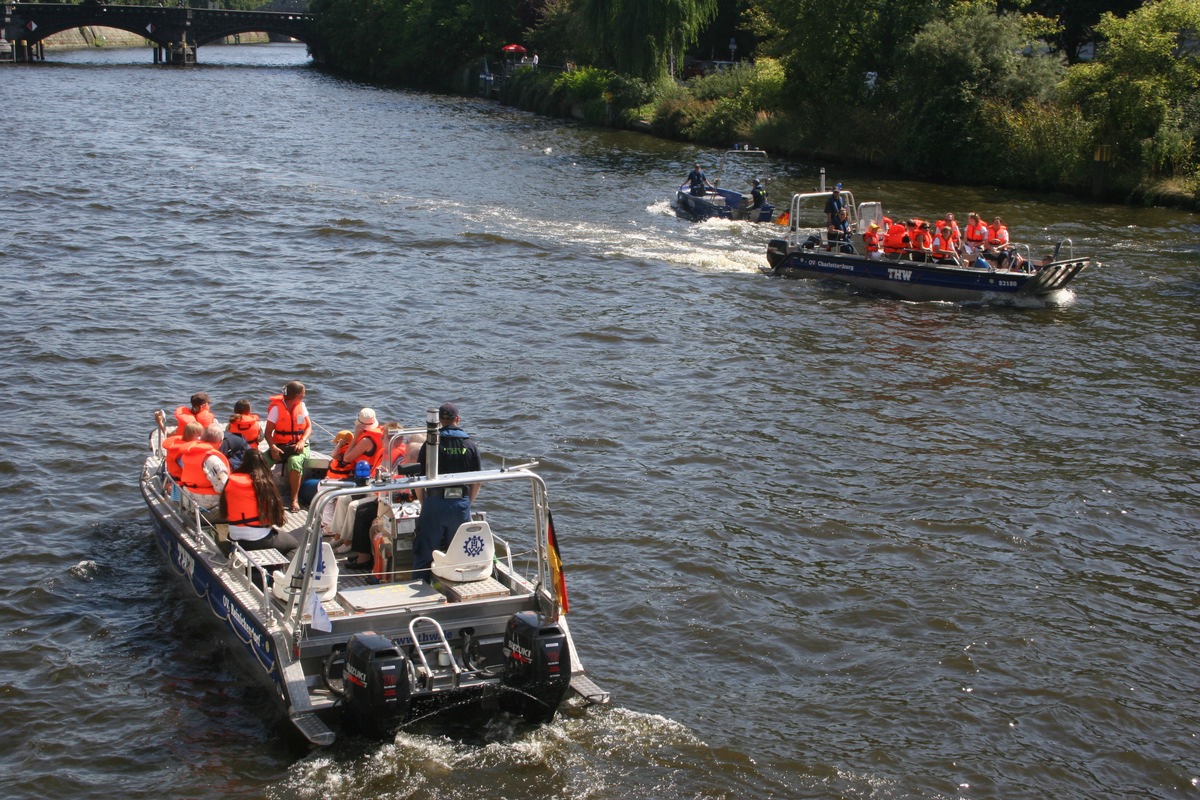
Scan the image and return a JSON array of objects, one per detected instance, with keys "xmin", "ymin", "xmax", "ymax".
[{"xmin": 1, "ymin": 43, "xmax": 1197, "ymax": 800}]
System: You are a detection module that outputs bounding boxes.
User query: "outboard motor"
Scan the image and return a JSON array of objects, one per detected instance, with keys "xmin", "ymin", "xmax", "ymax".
[
  {"xmin": 767, "ymin": 238, "xmax": 791, "ymax": 267},
  {"xmin": 344, "ymin": 632, "xmax": 412, "ymax": 734},
  {"xmin": 500, "ymin": 611, "xmax": 571, "ymax": 723}
]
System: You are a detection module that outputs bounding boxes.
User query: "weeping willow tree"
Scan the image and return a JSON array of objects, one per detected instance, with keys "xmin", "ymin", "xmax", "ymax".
[{"xmin": 574, "ymin": 0, "xmax": 717, "ymax": 80}]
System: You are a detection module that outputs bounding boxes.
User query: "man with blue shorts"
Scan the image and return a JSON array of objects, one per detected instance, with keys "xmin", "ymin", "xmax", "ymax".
[{"xmin": 413, "ymin": 402, "xmax": 481, "ymax": 580}]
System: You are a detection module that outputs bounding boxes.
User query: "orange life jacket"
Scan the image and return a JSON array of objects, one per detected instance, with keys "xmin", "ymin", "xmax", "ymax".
[
  {"xmin": 222, "ymin": 473, "xmax": 265, "ymax": 527},
  {"xmin": 267, "ymin": 394, "xmax": 307, "ymax": 446},
  {"xmin": 229, "ymin": 413, "xmax": 261, "ymax": 443},
  {"xmin": 883, "ymin": 223, "xmax": 908, "ymax": 254},
  {"xmin": 174, "ymin": 405, "xmax": 215, "ymax": 436},
  {"xmin": 162, "ymin": 434, "xmax": 185, "ymax": 480},
  {"xmin": 326, "ymin": 426, "xmax": 384, "ymax": 480},
  {"xmin": 987, "ymin": 224, "xmax": 1009, "ymax": 247},
  {"xmin": 862, "ymin": 229, "xmax": 880, "ymax": 252},
  {"xmin": 965, "ymin": 221, "xmax": 988, "ymax": 245},
  {"xmin": 910, "ymin": 227, "xmax": 932, "ymax": 252},
  {"xmin": 932, "ymin": 235, "xmax": 956, "ymax": 258},
  {"xmin": 180, "ymin": 442, "xmax": 230, "ymax": 494}
]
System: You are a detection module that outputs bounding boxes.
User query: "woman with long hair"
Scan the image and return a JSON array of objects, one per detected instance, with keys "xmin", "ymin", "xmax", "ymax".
[{"xmin": 220, "ymin": 448, "xmax": 299, "ymax": 554}]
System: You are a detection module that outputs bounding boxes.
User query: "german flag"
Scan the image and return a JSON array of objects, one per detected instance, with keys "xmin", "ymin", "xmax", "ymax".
[{"xmin": 547, "ymin": 511, "xmax": 569, "ymax": 616}]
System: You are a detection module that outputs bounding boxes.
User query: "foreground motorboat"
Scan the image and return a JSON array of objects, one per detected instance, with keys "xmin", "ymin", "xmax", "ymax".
[
  {"xmin": 140, "ymin": 410, "xmax": 609, "ymax": 745},
  {"xmin": 675, "ymin": 145, "xmax": 776, "ymax": 223},
  {"xmin": 764, "ymin": 182, "xmax": 1090, "ymax": 302}
]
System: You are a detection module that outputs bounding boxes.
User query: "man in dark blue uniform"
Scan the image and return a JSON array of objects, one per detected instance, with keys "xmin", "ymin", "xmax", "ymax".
[
  {"xmin": 824, "ymin": 182, "xmax": 844, "ymax": 224},
  {"xmin": 413, "ymin": 402, "xmax": 482, "ymax": 580},
  {"xmin": 687, "ymin": 163, "xmax": 710, "ymax": 196},
  {"xmin": 750, "ymin": 178, "xmax": 767, "ymax": 209}
]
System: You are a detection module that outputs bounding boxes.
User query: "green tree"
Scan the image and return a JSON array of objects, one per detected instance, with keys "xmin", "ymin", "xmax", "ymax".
[
  {"xmin": 573, "ymin": 0, "xmax": 717, "ymax": 80},
  {"xmin": 889, "ymin": 3, "xmax": 1066, "ymax": 177},
  {"xmin": 1061, "ymin": 0, "xmax": 1200, "ymax": 177}
]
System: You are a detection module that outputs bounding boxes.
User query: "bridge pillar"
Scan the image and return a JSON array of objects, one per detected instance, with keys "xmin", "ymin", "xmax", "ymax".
[{"xmin": 164, "ymin": 39, "xmax": 194, "ymax": 65}]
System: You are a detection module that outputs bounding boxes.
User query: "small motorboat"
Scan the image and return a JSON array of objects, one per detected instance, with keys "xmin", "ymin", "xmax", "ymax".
[
  {"xmin": 140, "ymin": 409, "xmax": 609, "ymax": 745},
  {"xmin": 763, "ymin": 180, "xmax": 1090, "ymax": 302},
  {"xmin": 675, "ymin": 145, "xmax": 776, "ymax": 223}
]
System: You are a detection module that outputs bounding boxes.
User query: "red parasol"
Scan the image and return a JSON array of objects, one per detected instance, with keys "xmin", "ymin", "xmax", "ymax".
[{"xmin": 501, "ymin": 44, "xmax": 527, "ymax": 54}]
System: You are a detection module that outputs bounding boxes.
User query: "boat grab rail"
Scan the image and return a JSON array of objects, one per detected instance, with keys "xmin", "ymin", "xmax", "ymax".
[
  {"xmin": 408, "ymin": 616, "xmax": 462, "ymax": 689},
  {"xmin": 227, "ymin": 543, "xmax": 278, "ymax": 620}
]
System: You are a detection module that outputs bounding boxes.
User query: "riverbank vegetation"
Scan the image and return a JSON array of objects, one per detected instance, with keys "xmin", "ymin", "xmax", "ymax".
[{"xmin": 309, "ymin": 0, "xmax": 1200, "ymax": 208}]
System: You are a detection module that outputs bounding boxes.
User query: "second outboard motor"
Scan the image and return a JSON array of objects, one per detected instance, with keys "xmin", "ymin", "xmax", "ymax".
[
  {"xmin": 344, "ymin": 632, "xmax": 411, "ymax": 735},
  {"xmin": 500, "ymin": 611, "xmax": 571, "ymax": 723}
]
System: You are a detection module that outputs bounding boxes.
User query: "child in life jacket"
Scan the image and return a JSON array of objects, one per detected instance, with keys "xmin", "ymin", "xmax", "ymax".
[{"xmin": 228, "ymin": 399, "xmax": 262, "ymax": 445}]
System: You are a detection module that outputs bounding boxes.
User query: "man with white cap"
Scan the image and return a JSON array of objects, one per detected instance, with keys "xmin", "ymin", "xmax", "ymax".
[{"xmin": 413, "ymin": 402, "xmax": 482, "ymax": 581}]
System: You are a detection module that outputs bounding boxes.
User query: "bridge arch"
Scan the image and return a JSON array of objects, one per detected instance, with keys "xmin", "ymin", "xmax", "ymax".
[{"xmin": 2, "ymin": 3, "xmax": 319, "ymax": 63}]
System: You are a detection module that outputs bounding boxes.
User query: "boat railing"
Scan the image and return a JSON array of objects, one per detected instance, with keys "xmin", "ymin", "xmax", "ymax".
[
  {"xmin": 227, "ymin": 542, "xmax": 280, "ymax": 620},
  {"xmin": 408, "ymin": 616, "xmax": 462, "ymax": 689},
  {"xmin": 1055, "ymin": 238, "xmax": 1074, "ymax": 261},
  {"xmin": 787, "ymin": 190, "xmax": 859, "ymax": 245},
  {"xmin": 282, "ymin": 467, "xmax": 554, "ymax": 634}
]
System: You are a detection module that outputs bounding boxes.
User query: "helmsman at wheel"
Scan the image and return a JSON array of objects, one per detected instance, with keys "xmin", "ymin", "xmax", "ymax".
[{"xmin": 413, "ymin": 402, "xmax": 482, "ymax": 580}]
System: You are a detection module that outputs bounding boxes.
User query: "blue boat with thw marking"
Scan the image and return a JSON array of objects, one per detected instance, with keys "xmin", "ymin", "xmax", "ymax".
[{"xmin": 764, "ymin": 182, "xmax": 1090, "ymax": 302}]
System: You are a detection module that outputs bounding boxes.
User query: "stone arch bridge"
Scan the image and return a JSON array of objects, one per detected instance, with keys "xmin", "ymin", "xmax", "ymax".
[{"xmin": 1, "ymin": 1, "xmax": 324, "ymax": 64}]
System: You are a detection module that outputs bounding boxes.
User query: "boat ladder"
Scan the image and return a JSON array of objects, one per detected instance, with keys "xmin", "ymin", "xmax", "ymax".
[{"xmin": 408, "ymin": 616, "xmax": 463, "ymax": 690}]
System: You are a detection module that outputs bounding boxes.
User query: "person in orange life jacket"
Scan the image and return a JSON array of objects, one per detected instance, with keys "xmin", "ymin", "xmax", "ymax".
[
  {"xmin": 265, "ymin": 380, "xmax": 312, "ymax": 512},
  {"xmin": 327, "ymin": 408, "xmax": 387, "ymax": 568},
  {"xmin": 940, "ymin": 212, "xmax": 962, "ymax": 249},
  {"xmin": 882, "ymin": 219, "xmax": 909, "ymax": 257},
  {"xmin": 908, "ymin": 220, "xmax": 933, "ymax": 261},
  {"xmin": 219, "ymin": 448, "xmax": 298, "ymax": 555},
  {"xmin": 227, "ymin": 399, "xmax": 261, "ymax": 444},
  {"xmin": 411, "ymin": 402, "xmax": 482, "ymax": 580},
  {"xmin": 163, "ymin": 420, "xmax": 203, "ymax": 488},
  {"xmin": 862, "ymin": 221, "xmax": 882, "ymax": 259},
  {"xmin": 173, "ymin": 392, "xmax": 214, "ymax": 436},
  {"xmin": 986, "ymin": 216, "xmax": 1009, "ymax": 251},
  {"xmin": 326, "ymin": 408, "xmax": 384, "ymax": 481},
  {"xmin": 180, "ymin": 423, "xmax": 231, "ymax": 511},
  {"xmin": 932, "ymin": 225, "xmax": 960, "ymax": 263},
  {"xmin": 963, "ymin": 212, "xmax": 988, "ymax": 257}
]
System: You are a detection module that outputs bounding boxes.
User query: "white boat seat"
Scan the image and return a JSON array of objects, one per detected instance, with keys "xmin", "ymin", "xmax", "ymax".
[
  {"xmin": 431, "ymin": 521, "xmax": 495, "ymax": 583},
  {"xmin": 272, "ymin": 541, "xmax": 339, "ymax": 602}
]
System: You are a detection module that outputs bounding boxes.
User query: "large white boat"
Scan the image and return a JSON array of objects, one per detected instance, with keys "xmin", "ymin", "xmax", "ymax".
[{"xmin": 140, "ymin": 410, "xmax": 609, "ymax": 745}]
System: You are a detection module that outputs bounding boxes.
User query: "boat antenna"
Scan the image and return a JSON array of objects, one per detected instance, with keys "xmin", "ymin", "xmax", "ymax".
[
  {"xmin": 424, "ymin": 407, "xmax": 440, "ymax": 480},
  {"xmin": 820, "ymin": 167, "xmax": 826, "ymax": 192}
]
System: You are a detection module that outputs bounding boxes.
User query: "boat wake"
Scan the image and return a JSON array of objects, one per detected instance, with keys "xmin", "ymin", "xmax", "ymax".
[{"xmin": 280, "ymin": 706, "xmax": 755, "ymax": 800}]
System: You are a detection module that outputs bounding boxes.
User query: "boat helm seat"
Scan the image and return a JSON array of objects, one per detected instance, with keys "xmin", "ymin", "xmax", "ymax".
[
  {"xmin": 432, "ymin": 521, "xmax": 494, "ymax": 583},
  {"xmin": 272, "ymin": 541, "xmax": 339, "ymax": 602}
]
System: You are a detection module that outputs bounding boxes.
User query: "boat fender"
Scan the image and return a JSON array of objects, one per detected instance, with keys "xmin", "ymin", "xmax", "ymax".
[
  {"xmin": 500, "ymin": 611, "xmax": 572, "ymax": 723},
  {"xmin": 344, "ymin": 632, "xmax": 412, "ymax": 734}
]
